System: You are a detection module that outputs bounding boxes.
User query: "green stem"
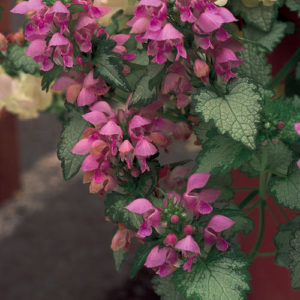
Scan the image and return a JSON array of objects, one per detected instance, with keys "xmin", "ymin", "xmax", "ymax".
[
  {"xmin": 249, "ymin": 147, "xmax": 268, "ymax": 260},
  {"xmin": 277, "ymin": 205, "xmax": 290, "ymax": 223},
  {"xmin": 256, "ymin": 252, "xmax": 276, "ymax": 257},
  {"xmin": 239, "ymin": 190, "xmax": 259, "ymax": 209},
  {"xmin": 234, "ymin": 187, "xmax": 257, "ymax": 191},
  {"xmin": 266, "ymin": 203, "xmax": 279, "ymax": 225},
  {"xmin": 244, "ymin": 201, "xmax": 259, "ymax": 215},
  {"xmin": 267, "ymin": 47, "xmax": 300, "ymax": 90}
]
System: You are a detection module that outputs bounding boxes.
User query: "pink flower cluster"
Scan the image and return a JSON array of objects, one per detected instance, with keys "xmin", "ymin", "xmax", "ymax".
[
  {"xmin": 71, "ymin": 99, "xmax": 191, "ymax": 194},
  {"xmin": 11, "ymin": 0, "xmax": 110, "ymax": 71},
  {"xmin": 176, "ymin": 0, "xmax": 244, "ymax": 81},
  {"xmin": 128, "ymin": 0, "xmax": 187, "ymax": 64},
  {"xmin": 125, "ymin": 173, "xmax": 235, "ymax": 277},
  {"xmin": 128, "ymin": 0, "xmax": 243, "ymax": 81}
]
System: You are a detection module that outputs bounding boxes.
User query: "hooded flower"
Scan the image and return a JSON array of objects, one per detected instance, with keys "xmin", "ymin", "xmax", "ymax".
[
  {"xmin": 125, "ymin": 198, "xmax": 161, "ymax": 238},
  {"xmin": 203, "ymin": 215, "xmax": 235, "ymax": 251},
  {"xmin": 119, "ymin": 140, "xmax": 135, "ymax": 169},
  {"xmin": 183, "ymin": 173, "xmax": 221, "ymax": 217},
  {"xmin": 144, "ymin": 245, "xmax": 178, "ymax": 277},
  {"xmin": 111, "ymin": 224, "xmax": 135, "ymax": 251}
]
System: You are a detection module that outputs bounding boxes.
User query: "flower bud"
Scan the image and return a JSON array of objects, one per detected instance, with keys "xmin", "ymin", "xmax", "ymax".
[
  {"xmin": 131, "ymin": 169, "xmax": 140, "ymax": 178},
  {"xmin": 184, "ymin": 225, "xmax": 194, "ymax": 235},
  {"xmin": 76, "ymin": 56, "xmax": 84, "ymax": 66},
  {"xmin": 276, "ymin": 121, "xmax": 285, "ymax": 130},
  {"xmin": 6, "ymin": 32, "xmax": 24, "ymax": 45},
  {"xmin": 170, "ymin": 215, "xmax": 179, "ymax": 224},
  {"xmin": 272, "ymin": 138, "xmax": 279, "ymax": 144},
  {"xmin": 0, "ymin": 33, "xmax": 8, "ymax": 52},
  {"xmin": 122, "ymin": 64, "xmax": 131, "ymax": 75},
  {"xmin": 193, "ymin": 59, "xmax": 210, "ymax": 79},
  {"xmin": 164, "ymin": 233, "xmax": 178, "ymax": 246}
]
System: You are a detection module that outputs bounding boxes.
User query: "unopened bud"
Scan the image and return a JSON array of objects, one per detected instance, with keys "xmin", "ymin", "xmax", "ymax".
[
  {"xmin": 272, "ymin": 138, "xmax": 279, "ymax": 144},
  {"xmin": 164, "ymin": 233, "xmax": 178, "ymax": 246},
  {"xmin": 193, "ymin": 59, "xmax": 210, "ymax": 79},
  {"xmin": 0, "ymin": 33, "xmax": 8, "ymax": 52},
  {"xmin": 184, "ymin": 225, "xmax": 194, "ymax": 235},
  {"xmin": 76, "ymin": 56, "xmax": 84, "ymax": 66},
  {"xmin": 276, "ymin": 121, "xmax": 285, "ymax": 130},
  {"xmin": 6, "ymin": 32, "xmax": 24, "ymax": 46},
  {"xmin": 170, "ymin": 215, "xmax": 179, "ymax": 224},
  {"xmin": 122, "ymin": 64, "xmax": 131, "ymax": 75},
  {"xmin": 131, "ymin": 169, "xmax": 140, "ymax": 178}
]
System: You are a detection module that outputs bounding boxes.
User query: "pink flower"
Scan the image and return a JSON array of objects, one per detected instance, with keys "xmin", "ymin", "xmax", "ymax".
[
  {"xmin": 134, "ymin": 138, "xmax": 158, "ymax": 173},
  {"xmin": 125, "ymin": 198, "xmax": 161, "ymax": 238},
  {"xmin": 11, "ymin": 0, "xmax": 45, "ymax": 14},
  {"xmin": 111, "ymin": 224, "xmax": 135, "ymax": 251},
  {"xmin": 73, "ymin": 0, "xmax": 110, "ymax": 19},
  {"xmin": 52, "ymin": 71, "xmax": 109, "ymax": 106},
  {"xmin": 119, "ymin": 140, "xmax": 135, "ymax": 169},
  {"xmin": 175, "ymin": 235, "xmax": 200, "ymax": 254},
  {"xmin": 162, "ymin": 62, "xmax": 191, "ymax": 108},
  {"xmin": 100, "ymin": 120, "xmax": 123, "ymax": 156},
  {"xmin": 183, "ymin": 173, "xmax": 221, "ymax": 217},
  {"xmin": 49, "ymin": 1, "xmax": 70, "ymax": 34},
  {"xmin": 203, "ymin": 215, "xmax": 235, "ymax": 251},
  {"xmin": 26, "ymin": 39, "xmax": 54, "ymax": 71},
  {"xmin": 144, "ymin": 245, "xmax": 178, "ymax": 277},
  {"xmin": 128, "ymin": 115, "xmax": 151, "ymax": 142},
  {"xmin": 74, "ymin": 15, "xmax": 98, "ymax": 53},
  {"xmin": 294, "ymin": 123, "xmax": 300, "ymax": 135},
  {"xmin": 49, "ymin": 33, "xmax": 73, "ymax": 69}
]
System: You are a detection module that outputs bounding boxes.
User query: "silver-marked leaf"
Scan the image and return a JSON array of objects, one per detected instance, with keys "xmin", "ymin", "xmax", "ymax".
[
  {"xmin": 171, "ymin": 246, "xmax": 250, "ymax": 300},
  {"xmin": 270, "ymin": 167, "xmax": 300, "ymax": 210},
  {"xmin": 193, "ymin": 78, "xmax": 262, "ymax": 149}
]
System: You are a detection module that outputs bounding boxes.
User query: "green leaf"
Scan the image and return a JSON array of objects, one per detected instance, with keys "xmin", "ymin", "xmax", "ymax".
[
  {"xmin": 193, "ymin": 120, "xmax": 215, "ymax": 145},
  {"xmin": 290, "ymin": 231, "xmax": 300, "ymax": 289},
  {"xmin": 286, "ymin": 0, "xmax": 300, "ymax": 18},
  {"xmin": 93, "ymin": 52, "xmax": 131, "ymax": 92},
  {"xmin": 6, "ymin": 44, "xmax": 40, "ymax": 74},
  {"xmin": 152, "ymin": 276, "xmax": 185, "ymax": 300},
  {"xmin": 130, "ymin": 63, "xmax": 165, "ymax": 107},
  {"xmin": 68, "ymin": 4, "xmax": 85, "ymax": 13},
  {"xmin": 206, "ymin": 173, "xmax": 234, "ymax": 203},
  {"xmin": 237, "ymin": 43, "xmax": 272, "ymax": 87},
  {"xmin": 171, "ymin": 246, "xmax": 250, "ymax": 300},
  {"xmin": 193, "ymin": 78, "xmax": 262, "ymax": 149},
  {"xmin": 57, "ymin": 103, "xmax": 90, "ymax": 180},
  {"xmin": 105, "ymin": 192, "xmax": 142, "ymax": 231},
  {"xmin": 231, "ymin": 0, "xmax": 276, "ymax": 32},
  {"xmin": 41, "ymin": 65, "xmax": 63, "ymax": 92},
  {"xmin": 245, "ymin": 141, "xmax": 293, "ymax": 177},
  {"xmin": 130, "ymin": 50, "xmax": 149, "ymax": 66},
  {"xmin": 222, "ymin": 204, "xmax": 254, "ymax": 240},
  {"xmin": 113, "ymin": 248, "xmax": 129, "ymax": 272},
  {"xmin": 194, "ymin": 135, "xmax": 252, "ymax": 175},
  {"xmin": 130, "ymin": 240, "xmax": 159, "ymax": 278},
  {"xmin": 274, "ymin": 215, "xmax": 300, "ymax": 268},
  {"xmin": 270, "ymin": 167, "xmax": 300, "ymax": 210},
  {"xmin": 243, "ymin": 22, "xmax": 287, "ymax": 53}
]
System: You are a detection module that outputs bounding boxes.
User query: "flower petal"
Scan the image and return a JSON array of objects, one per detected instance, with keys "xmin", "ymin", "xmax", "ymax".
[
  {"xmin": 125, "ymin": 198, "xmax": 154, "ymax": 214},
  {"xmin": 175, "ymin": 235, "xmax": 200, "ymax": 254},
  {"xmin": 186, "ymin": 173, "xmax": 210, "ymax": 194},
  {"xmin": 207, "ymin": 215, "xmax": 235, "ymax": 232},
  {"xmin": 144, "ymin": 245, "xmax": 168, "ymax": 268}
]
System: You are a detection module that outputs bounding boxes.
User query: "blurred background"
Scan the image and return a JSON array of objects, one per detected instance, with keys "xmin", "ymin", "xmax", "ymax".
[{"xmin": 0, "ymin": 1, "xmax": 160, "ymax": 299}]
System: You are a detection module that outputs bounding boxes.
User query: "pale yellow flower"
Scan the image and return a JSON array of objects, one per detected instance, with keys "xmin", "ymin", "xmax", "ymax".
[
  {"xmin": 0, "ymin": 67, "xmax": 52, "ymax": 119},
  {"xmin": 94, "ymin": 0, "xmax": 136, "ymax": 26}
]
